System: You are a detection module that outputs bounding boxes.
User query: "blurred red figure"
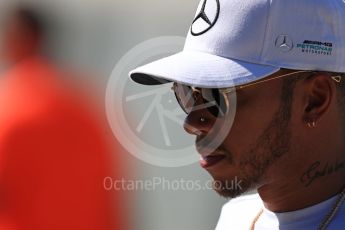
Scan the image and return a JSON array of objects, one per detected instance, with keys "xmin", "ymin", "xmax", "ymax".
[{"xmin": 0, "ymin": 8, "xmax": 125, "ymax": 230}]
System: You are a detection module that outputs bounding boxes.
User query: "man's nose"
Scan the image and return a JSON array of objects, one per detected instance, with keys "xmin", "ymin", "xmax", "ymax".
[{"xmin": 183, "ymin": 109, "xmax": 213, "ymax": 136}]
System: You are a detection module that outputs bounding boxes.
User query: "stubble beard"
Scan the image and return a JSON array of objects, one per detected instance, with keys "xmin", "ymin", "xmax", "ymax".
[{"xmin": 214, "ymin": 79, "xmax": 296, "ymax": 198}]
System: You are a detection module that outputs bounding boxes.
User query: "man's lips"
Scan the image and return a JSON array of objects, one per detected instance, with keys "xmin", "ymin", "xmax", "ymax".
[
  {"xmin": 196, "ymin": 144, "xmax": 226, "ymax": 158},
  {"xmin": 199, "ymin": 154, "xmax": 226, "ymax": 168},
  {"xmin": 196, "ymin": 144, "xmax": 227, "ymax": 168}
]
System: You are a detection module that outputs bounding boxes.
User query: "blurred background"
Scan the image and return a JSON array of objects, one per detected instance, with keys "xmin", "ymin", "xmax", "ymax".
[{"xmin": 0, "ymin": 0, "xmax": 228, "ymax": 229}]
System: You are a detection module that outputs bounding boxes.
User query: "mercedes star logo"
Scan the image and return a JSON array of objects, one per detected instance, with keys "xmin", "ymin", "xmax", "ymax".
[
  {"xmin": 275, "ymin": 35, "xmax": 294, "ymax": 52},
  {"xmin": 191, "ymin": 0, "xmax": 220, "ymax": 36}
]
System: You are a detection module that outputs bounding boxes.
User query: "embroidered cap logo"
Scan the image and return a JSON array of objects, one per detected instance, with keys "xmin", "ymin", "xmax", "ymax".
[
  {"xmin": 275, "ymin": 35, "xmax": 294, "ymax": 52},
  {"xmin": 191, "ymin": 0, "xmax": 220, "ymax": 36}
]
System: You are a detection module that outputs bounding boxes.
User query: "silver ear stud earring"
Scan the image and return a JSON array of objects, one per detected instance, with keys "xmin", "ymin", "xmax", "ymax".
[{"xmin": 307, "ymin": 121, "xmax": 317, "ymax": 128}]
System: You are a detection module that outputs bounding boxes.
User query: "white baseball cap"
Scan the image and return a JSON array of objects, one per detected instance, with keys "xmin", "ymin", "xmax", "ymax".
[{"xmin": 129, "ymin": 0, "xmax": 345, "ymax": 88}]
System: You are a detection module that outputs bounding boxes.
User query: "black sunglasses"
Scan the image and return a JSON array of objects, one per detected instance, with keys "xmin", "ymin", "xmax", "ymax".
[{"xmin": 172, "ymin": 71, "xmax": 342, "ymax": 118}]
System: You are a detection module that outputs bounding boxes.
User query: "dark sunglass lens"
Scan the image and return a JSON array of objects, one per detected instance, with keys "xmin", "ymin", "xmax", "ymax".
[
  {"xmin": 174, "ymin": 84, "xmax": 195, "ymax": 114},
  {"xmin": 200, "ymin": 88, "xmax": 219, "ymax": 117},
  {"xmin": 213, "ymin": 89, "xmax": 227, "ymax": 116},
  {"xmin": 174, "ymin": 84, "xmax": 228, "ymax": 117}
]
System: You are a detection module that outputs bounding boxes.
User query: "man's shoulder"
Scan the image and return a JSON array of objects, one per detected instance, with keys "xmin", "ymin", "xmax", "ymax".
[
  {"xmin": 220, "ymin": 193, "xmax": 262, "ymax": 216},
  {"xmin": 216, "ymin": 193, "xmax": 263, "ymax": 230},
  {"xmin": 222, "ymin": 193, "xmax": 262, "ymax": 209}
]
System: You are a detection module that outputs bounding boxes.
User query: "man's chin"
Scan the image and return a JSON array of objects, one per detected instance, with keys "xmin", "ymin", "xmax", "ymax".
[{"xmin": 212, "ymin": 178, "xmax": 253, "ymax": 199}]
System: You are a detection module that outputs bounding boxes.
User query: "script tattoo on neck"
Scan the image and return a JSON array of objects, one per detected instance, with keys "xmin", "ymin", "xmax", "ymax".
[{"xmin": 300, "ymin": 160, "xmax": 345, "ymax": 187}]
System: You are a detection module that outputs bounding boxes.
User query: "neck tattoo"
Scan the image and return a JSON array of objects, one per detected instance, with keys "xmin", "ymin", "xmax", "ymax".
[{"xmin": 301, "ymin": 160, "xmax": 345, "ymax": 187}]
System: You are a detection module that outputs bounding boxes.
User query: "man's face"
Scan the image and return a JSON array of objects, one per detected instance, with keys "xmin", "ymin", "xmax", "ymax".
[{"xmin": 183, "ymin": 71, "xmax": 297, "ymax": 198}]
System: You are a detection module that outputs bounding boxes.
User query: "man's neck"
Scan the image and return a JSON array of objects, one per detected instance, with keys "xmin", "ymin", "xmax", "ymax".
[{"xmin": 257, "ymin": 159, "xmax": 345, "ymax": 213}]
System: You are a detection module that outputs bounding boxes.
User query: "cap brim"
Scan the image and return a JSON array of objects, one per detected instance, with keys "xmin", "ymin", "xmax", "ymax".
[{"xmin": 129, "ymin": 51, "xmax": 280, "ymax": 88}]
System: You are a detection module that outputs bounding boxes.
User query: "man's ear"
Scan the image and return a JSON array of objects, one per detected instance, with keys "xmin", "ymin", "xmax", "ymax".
[{"xmin": 302, "ymin": 74, "xmax": 335, "ymax": 123}]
